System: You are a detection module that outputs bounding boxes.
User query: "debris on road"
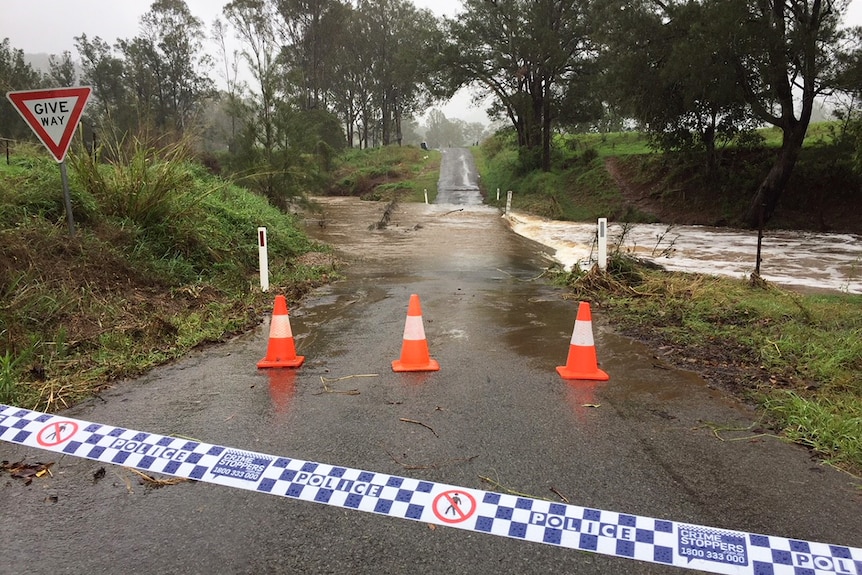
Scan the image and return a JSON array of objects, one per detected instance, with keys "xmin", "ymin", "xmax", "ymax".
[
  {"xmin": 399, "ymin": 417, "xmax": 438, "ymax": 437},
  {"xmin": 1, "ymin": 460, "xmax": 54, "ymax": 485}
]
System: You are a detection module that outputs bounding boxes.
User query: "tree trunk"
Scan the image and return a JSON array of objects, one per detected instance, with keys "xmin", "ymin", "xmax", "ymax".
[
  {"xmin": 541, "ymin": 77, "xmax": 552, "ymax": 172},
  {"xmin": 745, "ymin": 126, "xmax": 805, "ymax": 227},
  {"xmin": 703, "ymin": 123, "xmax": 716, "ymax": 177}
]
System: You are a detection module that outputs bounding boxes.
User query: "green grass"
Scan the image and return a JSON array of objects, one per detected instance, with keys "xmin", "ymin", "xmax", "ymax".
[
  {"xmin": 559, "ymin": 260, "xmax": 862, "ymax": 472},
  {"xmin": 562, "ymin": 131, "xmax": 653, "ymax": 157},
  {"xmin": 0, "ymin": 141, "xmax": 334, "ymax": 410},
  {"xmin": 331, "ymin": 145, "xmax": 441, "ymax": 202},
  {"xmin": 764, "ymin": 391, "xmax": 862, "ymax": 469}
]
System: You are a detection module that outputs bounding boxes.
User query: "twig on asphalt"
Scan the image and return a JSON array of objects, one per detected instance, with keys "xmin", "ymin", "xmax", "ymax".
[
  {"xmin": 549, "ymin": 486, "xmax": 570, "ymax": 503},
  {"xmin": 699, "ymin": 420, "xmax": 780, "ymax": 442},
  {"xmin": 313, "ymin": 374, "xmax": 372, "ymax": 395},
  {"xmin": 478, "ymin": 473, "xmax": 554, "ymax": 502},
  {"xmin": 126, "ymin": 467, "xmax": 189, "ymax": 488},
  {"xmin": 399, "ymin": 417, "xmax": 438, "ymax": 437},
  {"xmin": 321, "ymin": 374, "xmax": 379, "ymax": 383},
  {"xmin": 495, "ymin": 268, "xmax": 549, "ymax": 282}
]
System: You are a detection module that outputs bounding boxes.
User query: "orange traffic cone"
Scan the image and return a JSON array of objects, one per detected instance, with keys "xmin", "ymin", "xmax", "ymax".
[
  {"xmin": 257, "ymin": 295, "xmax": 305, "ymax": 368},
  {"xmin": 392, "ymin": 294, "xmax": 440, "ymax": 372},
  {"xmin": 556, "ymin": 301, "xmax": 609, "ymax": 381}
]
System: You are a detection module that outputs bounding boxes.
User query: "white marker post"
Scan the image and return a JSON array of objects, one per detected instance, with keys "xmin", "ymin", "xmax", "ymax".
[
  {"xmin": 506, "ymin": 190, "xmax": 513, "ymax": 215},
  {"xmin": 424, "ymin": 189, "xmax": 428, "ymax": 204},
  {"xmin": 597, "ymin": 218, "xmax": 608, "ymax": 270},
  {"xmin": 496, "ymin": 188, "xmax": 500, "ymax": 202},
  {"xmin": 258, "ymin": 227, "xmax": 270, "ymax": 292}
]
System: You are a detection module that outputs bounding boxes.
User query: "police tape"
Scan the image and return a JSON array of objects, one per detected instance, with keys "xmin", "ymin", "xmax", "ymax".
[{"xmin": 1, "ymin": 404, "xmax": 859, "ymax": 575}]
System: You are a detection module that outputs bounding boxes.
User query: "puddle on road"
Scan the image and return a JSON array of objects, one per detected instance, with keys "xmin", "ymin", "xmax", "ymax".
[{"xmin": 266, "ymin": 369, "xmax": 296, "ymax": 416}]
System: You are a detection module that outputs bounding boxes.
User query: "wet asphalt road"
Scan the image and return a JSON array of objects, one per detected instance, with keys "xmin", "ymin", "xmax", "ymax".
[{"xmin": 1, "ymin": 148, "xmax": 860, "ymax": 574}]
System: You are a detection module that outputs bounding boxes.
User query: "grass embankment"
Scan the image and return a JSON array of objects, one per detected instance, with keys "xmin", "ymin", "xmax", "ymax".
[
  {"xmin": 474, "ymin": 131, "xmax": 655, "ymax": 221},
  {"xmin": 330, "ymin": 145, "xmax": 441, "ymax": 202},
  {"xmin": 565, "ymin": 264, "xmax": 862, "ymax": 473},
  {"xmin": 0, "ymin": 141, "xmax": 335, "ymax": 412},
  {"xmin": 472, "ymin": 130, "xmax": 862, "ymax": 475},
  {"xmin": 476, "ymin": 126, "xmax": 862, "ymax": 233}
]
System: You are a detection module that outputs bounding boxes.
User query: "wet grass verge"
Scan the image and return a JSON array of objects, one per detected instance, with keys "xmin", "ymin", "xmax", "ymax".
[
  {"xmin": 1, "ymin": 142, "xmax": 338, "ymax": 412},
  {"xmin": 559, "ymin": 257, "xmax": 862, "ymax": 475},
  {"xmin": 330, "ymin": 145, "xmax": 441, "ymax": 202}
]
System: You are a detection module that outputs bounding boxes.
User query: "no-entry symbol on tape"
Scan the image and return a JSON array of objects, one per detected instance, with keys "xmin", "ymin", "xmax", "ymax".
[
  {"xmin": 36, "ymin": 421, "xmax": 78, "ymax": 447},
  {"xmin": 432, "ymin": 490, "xmax": 477, "ymax": 524}
]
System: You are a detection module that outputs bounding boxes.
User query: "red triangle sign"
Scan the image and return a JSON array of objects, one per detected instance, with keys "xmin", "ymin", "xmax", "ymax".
[{"xmin": 6, "ymin": 87, "xmax": 92, "ymax": 163}]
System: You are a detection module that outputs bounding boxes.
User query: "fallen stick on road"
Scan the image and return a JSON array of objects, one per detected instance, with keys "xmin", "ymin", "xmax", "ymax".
[
  {"xmin": 549, "ymin": 486, "xmax": 570, "ymax": 503},
  {"xmin": 126, "ymin": 468, "xmax": 189, "ymax": 488},
  {"xmin": 313, "ymin": 374, "xmax": 378, "ymax": 396},
  {"xmin": 399, "ymin": 418, "xmax": 438, "ymax": 437},
  {"xmin": 478, "ymin": 473, "xmax": 555, "ymax": 502}
]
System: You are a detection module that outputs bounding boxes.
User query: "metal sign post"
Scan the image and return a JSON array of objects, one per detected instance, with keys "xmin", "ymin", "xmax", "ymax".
[{"xmin": 59, "ymin": 161, "xmax": 75, "ymax": 236}]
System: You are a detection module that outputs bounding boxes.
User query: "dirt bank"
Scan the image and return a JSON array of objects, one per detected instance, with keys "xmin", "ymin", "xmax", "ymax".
[{"xmin": 605, "ymin": 156, "xmax": 862, "ymax": 235}]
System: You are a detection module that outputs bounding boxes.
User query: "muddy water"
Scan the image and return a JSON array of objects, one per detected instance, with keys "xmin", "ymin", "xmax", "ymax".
[
  {"xmin": 302, "ymin": 196, "xmax": 569, "ymax": 368},
  {"xmin": 506, "ymin": 211, "xmax": 862, "ymax": 294}
]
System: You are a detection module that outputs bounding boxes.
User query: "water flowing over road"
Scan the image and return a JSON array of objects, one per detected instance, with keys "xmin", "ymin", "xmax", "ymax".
[
  {"xmin": 435, "ymin": 148, "xmax": 484, "ymax": 205},
  {"xmin": 506, "ymin": 210, "xmax": 862, "ymax": 294}
]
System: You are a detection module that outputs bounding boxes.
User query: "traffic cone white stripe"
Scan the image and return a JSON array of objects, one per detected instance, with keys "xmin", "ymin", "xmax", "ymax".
[
  {"xmin": 570, "ymin": 319, "xmax": 595, "ymax": 347},
  {"xmin": 269, "ymin": 314, "xmax": 294, "ymax": 339},
  {"xmin": 402, "ymin": 315, "xmax": 426, "ymax": 341}
]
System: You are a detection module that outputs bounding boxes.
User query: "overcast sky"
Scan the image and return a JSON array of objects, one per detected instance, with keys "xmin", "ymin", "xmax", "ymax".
[{"xmin": 2, "ymin": 0, "xmax": 861, "ymax": 125}]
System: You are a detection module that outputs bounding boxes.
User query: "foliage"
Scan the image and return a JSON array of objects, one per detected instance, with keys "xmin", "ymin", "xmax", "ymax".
[
  {"xmin": 47, "ymin": 51, "xmax": 77, "ymax": 87},
  {"xmin": 70, "ymin": 135, "xmax": 203, "ymax": 228},
  {"xmin": 444, "ymin": 0, "xmax": 599, "ymax": 171},
  {"xmin": 0, "ymin": 146, "xmax": 330, "ymax": 411},
  {"xmin": 477, "ymin": 124, "xmax": 862, "ymax": 232},
  {"xmin": 557, "ymin": 254, "xmax": 862, "ymax": 472},
  {"xmin": 764, "ymin": 391, "xmax": 862, "ymax": 470},
  {"xmin": 76, "ymin": 0, "xmax": 214, "ymax": 139},
  {"xmin": 0, "ymin": 38, "xmax": 44, "ymax": 142},
  {"xmin": 596, "ymin": 0, "xmax": 759, "ymax": 174},
  {"xmin": 329, "ymin": 145, "xmax": 440, "ymax": 201}
]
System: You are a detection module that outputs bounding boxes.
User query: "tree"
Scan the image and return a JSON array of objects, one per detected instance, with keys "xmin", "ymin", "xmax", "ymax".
[
  {"xmin": 276, "ymin": 0, "xmax": 349, "ymax": 111},
  {"xmin": 131, "ymin": 0, "xmax": 215, "ymax": 132},
  {"xmin": 0, "ymin": 38, "xmax": 43, "ymax": 140},
  {"xmin": 445, "ymin": 0, "xmax": 597, "ymax": 171},
  {"xmin": 596, "ymin": 0, "xmax": 758, "ymax": 175},
  {"xmin": 721, "ymin": 0, "xmax": 847, "ymax": 227},
  {"xmin": 212, "ymin": 18, "xmax": 246, "ymax": 150},
  {"xmin": 75, "ymin": 34, "xmax": 129, "ymax": 130},
  {"xmin": 47, "ymin": 51, "xmax": 77, "ymax": 87},
  {"xmin": 357, "ymin": 0, "xmax": 444, "ymax": 146},
  {"xmin": 224, "ymin": 0, "xmax": 284, "ymax": 198},
  {"xmin": 425, "ymin": 109, "xmax": 466, "ymax": 148},
  {"xmin": 329, "ymin": 4, "xmax": 372, "ymax": 147}
]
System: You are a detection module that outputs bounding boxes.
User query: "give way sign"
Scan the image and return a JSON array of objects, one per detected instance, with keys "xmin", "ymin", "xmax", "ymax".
[{"xmin": 6, "ymin": 87, "xmax": 92, "ymax": 162}]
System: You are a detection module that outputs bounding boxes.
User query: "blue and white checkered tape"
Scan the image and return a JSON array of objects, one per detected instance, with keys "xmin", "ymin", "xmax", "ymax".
[{"xmin": 2, "ymin": 404, "xmax": 860, "ymax": 575}]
